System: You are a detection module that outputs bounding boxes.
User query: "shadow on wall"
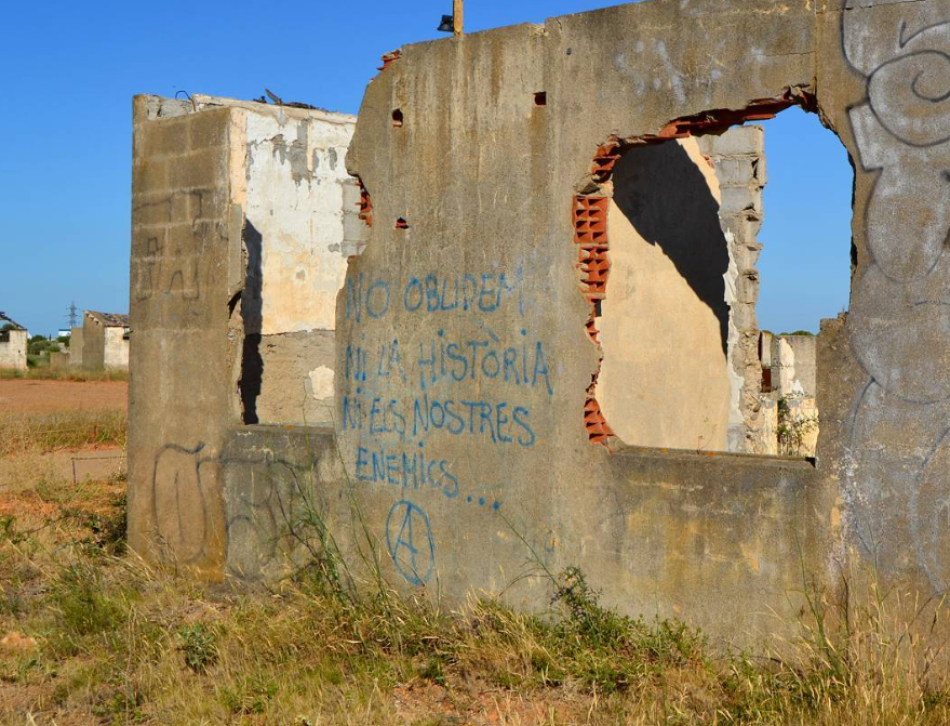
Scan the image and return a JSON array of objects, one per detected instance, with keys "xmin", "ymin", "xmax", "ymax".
[
  {"xmin": 611, "ymin": 141, "xmax": 730, "ymax": 357},
  {"xmin": 240, "ymin": 221, "xmax": 264, "ymax": 424}
]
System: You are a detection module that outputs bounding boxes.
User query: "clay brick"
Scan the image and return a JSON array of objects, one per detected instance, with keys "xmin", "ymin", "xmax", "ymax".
[
  {"xmin": 379, "ymin": 50, "xmax": 402, "ymax": 71},
  {"xmin": 574, "ymin": 191, "xmax": 614, "ymax": 447},
  {"xmin": 591, "ymin": 140, "xmax": 621, "ymax": 183},
  {"xmin": 358, "ymin": 178, "xmax": 373, "ymax": 227}
]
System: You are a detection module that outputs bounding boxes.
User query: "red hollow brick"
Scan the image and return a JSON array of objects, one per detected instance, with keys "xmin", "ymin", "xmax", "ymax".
[
  {"xmin": 573, "ymin": 192, "xmax": 613, "ymax": 447},
  {"xmin": 378, "ymin": 50, "xmax": 402, "ymax": 72}
]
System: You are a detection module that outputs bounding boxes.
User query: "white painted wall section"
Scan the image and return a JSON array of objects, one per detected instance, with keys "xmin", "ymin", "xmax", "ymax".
[{"xmin": 243, "ymin": 109, "xmax": 357, "ymax": 335}]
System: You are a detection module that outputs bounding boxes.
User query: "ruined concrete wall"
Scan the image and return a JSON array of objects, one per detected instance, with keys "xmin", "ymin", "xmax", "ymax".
[
  {"xmin": 68, "ymin": 327, "xmax": 83, "ymax": 367},
  {"xmin": 49, "ymin": 351, "xmax": 68, "ymax": 372},
  {"xmin": 770, "ymin": 333, "xmax": 817, "ymax": 398},
  {"xmin": 0, "ymin": 330, "xmax": 27, "ymax": 370},
  {"xmin": 81, "ymin": 316, "xmax": 105, "ymax": 372},
  {"xmin": 329, "ymin": 0, "xmax": 833, "ymax": 645},
  {"xmin": 131, "ymin": 0, "xmax": 950, "ymax": 647},
  {"xmin": 816, "ymin": 0, "xmax": 950, "ymax": 599}
]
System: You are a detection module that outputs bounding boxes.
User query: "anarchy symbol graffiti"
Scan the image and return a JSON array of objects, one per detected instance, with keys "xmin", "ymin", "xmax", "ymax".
[{"xmin": 386, "ymin": 500, "xmax": 435, "ymax": 585}]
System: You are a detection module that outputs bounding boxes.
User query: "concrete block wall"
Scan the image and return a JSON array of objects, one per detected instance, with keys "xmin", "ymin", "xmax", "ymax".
[
  {"xmin": 697, "ymin": 127, "xmax": 767, "ymax": 454},
  {"xmin": 0, "ymin": 329, "xmax": 28, "ymax": 370},
  {"xmin": 81, "ymin": 316, "xmax": 105, "ymax": 372},
  {"xmin": 129, "ymin": 100, "xmax": 241, "ymax": 576}
]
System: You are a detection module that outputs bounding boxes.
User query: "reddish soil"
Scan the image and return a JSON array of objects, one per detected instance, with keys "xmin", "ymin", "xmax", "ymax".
[{"xmin": 0, "ymin": 379, "xmax": 127, "ymax": 414}]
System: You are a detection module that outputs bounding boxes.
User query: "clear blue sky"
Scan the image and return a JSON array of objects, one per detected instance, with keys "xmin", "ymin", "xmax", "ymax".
[{"xmin": 0, "ymin": 1, "xmax": 851, "ymax": 336}]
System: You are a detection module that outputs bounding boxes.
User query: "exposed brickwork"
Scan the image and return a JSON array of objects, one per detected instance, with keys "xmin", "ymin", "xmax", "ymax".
[
  {"xmin": 591, "ymin": 139, "xmax": 621, "ymax": 184},
  {"xmin": 573, "ymin": 194, "xmax": 614, "ymax": 445},
  {"xmin": 378, "ymin": 50, "xmax": 402, "ymax": 72},
  {"xmin": 653, "ymin": 90, "xmax": 814, "ymax": 141},
  {"xmin": 584, "ymin": 381, "xmax": 615, "ymax": 445},
  {"xmin": 357, "ymin": 178, "xmax": 373, "ymax": 227},
  {"xmin": 574, "ymin": 196, "xmax": 609, "ymax": 305}
]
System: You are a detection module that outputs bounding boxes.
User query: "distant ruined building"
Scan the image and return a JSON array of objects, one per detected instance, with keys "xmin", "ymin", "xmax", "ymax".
[
  {"xmin": 0, "ymin": 312, "xmax": 27, "ymax": 371},
  {"xmin": 67, "ymin": 311, "xmax": 130, "ymax": 372}
]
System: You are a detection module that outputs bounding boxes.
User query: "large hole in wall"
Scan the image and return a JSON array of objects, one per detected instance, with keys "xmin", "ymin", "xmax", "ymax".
[{"xmin": 581, "ymin": 100, "xmax": 853, "ymax": 457}]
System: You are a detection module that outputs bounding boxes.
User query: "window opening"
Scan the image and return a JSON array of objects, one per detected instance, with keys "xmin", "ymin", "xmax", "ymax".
[{"xmin": 579, "ymin": 99, "xmax": 853, "ymax": 458}]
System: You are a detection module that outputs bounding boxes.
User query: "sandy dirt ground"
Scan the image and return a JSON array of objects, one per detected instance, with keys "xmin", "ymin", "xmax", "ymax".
[
  {"xmin": 0, "ymin": 380, "xmax": 128, "ymax": 506},
  {"xmin": 0, "ymin": 379, "xmax": 127, "ymax": 414}
]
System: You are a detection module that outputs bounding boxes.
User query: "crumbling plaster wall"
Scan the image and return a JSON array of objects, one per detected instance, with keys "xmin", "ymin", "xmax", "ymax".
[
  {"xmin": 0, "ymin": 330, "xmax": 27, "ymax": 370},
  {"xmin": 698, "ymin": 128, "xmax": 769, "ymax": 454},
  {"xmin": 241, "ymin": 105, "xmax": 355, "ymax": 425},
  {"xmin": 130, "ymin": 0, "xmax": 950, "ymax": 646},
  {"xmin": 129, "ymin": 94, "xmax": 356, "ymax": 575}
]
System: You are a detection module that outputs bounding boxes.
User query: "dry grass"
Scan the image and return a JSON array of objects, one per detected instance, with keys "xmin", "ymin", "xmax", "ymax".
[
  {"xmin": 0, "ymin": 368, "xmax": 129, "ymax": 382},
  {"xmin": 0, "ymin": 410, "xmax": 127, "ymax": 457},
  {"xmin": 2, "ymin": 468, "xmax": 950, "ymax": 724}
]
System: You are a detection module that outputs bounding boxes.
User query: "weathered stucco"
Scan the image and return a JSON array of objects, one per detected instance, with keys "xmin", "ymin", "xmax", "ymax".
[
  {"xmin": 238, "ymin": 102, "xmax": 355, "ymax": 425},
  {"xmin": 128, "ymin": 0, "xmax": 950, "ymax": 648},
  {"xmin": 244, "ymin": 111, "xmax": 353, "ymax": 337}
]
